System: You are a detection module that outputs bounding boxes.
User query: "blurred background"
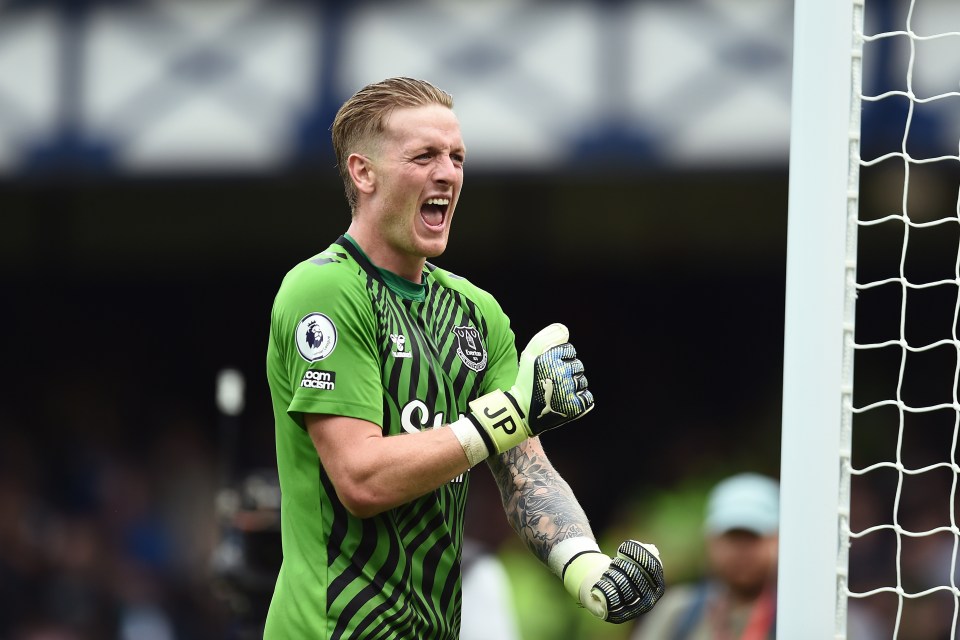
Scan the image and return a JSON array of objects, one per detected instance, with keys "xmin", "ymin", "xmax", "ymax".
[{"xmin": 1, "ymin": 0, "xmax": 958, "ymax": 638}]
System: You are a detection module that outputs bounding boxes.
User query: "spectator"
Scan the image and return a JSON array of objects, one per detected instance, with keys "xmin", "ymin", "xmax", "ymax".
[
  {"xmin": 630, "ymin": 472, "xmax": 779, "ymax": 640},
  {"xmin": 459, "ymin": 537, "xmax": 522, "ymax": 640}
]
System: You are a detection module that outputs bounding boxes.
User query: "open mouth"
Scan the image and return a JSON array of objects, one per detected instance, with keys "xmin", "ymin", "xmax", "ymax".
[{"xmin": 420, "ymin": 197, "xmax": 450, "ymax": 229}]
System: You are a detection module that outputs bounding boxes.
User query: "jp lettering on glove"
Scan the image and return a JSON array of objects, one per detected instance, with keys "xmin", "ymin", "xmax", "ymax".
[
  {"xmin": 547, "ymin": 537, "xmax": 665, "ymax": 623},
  {"xmin": 450, "ymin": 323, "xmax": 594, "ymax": 466}
]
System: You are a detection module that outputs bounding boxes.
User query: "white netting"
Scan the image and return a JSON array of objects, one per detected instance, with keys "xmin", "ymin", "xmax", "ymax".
[{"xmin": 845, "ymin": 0, "xmax": 960, "ymax": 637}]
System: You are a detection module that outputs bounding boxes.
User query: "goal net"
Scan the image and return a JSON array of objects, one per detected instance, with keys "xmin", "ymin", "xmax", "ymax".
[{"xmin": 779, "ymin": 0, "xmax": 960, "ymax": 638}]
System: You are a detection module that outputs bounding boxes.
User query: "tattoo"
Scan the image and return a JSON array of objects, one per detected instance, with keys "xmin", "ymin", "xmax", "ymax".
[{"xmin": 488, "ymin": 440, "xmax": 594, "ymax": 564}]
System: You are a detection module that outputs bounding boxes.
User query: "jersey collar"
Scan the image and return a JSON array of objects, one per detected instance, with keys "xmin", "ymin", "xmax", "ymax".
[{"xmin": 338, "ymin": 234, "xmax": 427, "ymax": 302}]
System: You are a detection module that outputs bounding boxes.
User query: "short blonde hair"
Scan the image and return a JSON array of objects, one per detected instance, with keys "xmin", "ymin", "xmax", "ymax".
[{"xmin": 331, "ymin": 77, "xmax": 454, "ymax": 212}]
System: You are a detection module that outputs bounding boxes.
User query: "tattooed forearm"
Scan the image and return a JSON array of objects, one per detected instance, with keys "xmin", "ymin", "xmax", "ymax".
[{"xmin": 488, "ymin": 439, "xmax": 595, "ymax": 564}]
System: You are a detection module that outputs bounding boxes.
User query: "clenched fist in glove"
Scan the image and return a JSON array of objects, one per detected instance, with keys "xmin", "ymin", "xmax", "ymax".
[
  {"xmin": 450, "ymin": 323, "xmax": 595, "ymax": 466},
  {"xmin": 549, "ymin": 537, "xmax": 665, "ymax": 623}
]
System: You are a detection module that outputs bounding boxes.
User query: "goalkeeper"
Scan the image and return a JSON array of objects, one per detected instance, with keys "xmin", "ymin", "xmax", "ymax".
[{"xmin": 263, "ymin": 76, "xmax": 664, "ymax": 640}]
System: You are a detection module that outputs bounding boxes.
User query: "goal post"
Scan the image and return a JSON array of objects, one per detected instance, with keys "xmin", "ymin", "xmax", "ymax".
[
  {"xmin": 781, "ymin": 0, "xmax": 960, "ymax": 634},
  {"xmin": 778, "ymin": 0, "xmax": 864, "ymax": 637}
]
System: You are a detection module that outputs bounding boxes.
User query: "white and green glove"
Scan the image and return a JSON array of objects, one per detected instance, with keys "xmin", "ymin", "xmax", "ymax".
[
  {"xmin": 549, "ymin": 538, "xmax": 665, "ymax": 623},
  {"xmin": 451, "ymin": 323, "xmax": 595, "ymax": 465}
]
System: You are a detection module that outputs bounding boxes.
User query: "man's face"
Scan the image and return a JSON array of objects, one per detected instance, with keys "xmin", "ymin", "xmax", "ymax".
[
  {"xmin": 364, "ymin": 103, "xmax": 465, "ymax": 272},
  {"xmin": 706, "ymin": 529, "xmax": 779, "ymax": 598}
]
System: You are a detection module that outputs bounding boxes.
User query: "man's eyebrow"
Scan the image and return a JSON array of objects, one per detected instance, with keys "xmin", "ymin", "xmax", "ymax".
[{"xmin": 406, "ymin": 144, "xmax": 466, "ymax": 156}]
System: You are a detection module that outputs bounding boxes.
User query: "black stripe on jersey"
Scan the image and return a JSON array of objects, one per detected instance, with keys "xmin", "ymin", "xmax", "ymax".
[
  {"xmin": 400, "ymin": 302, "xmax": 440, "ymax": 410},
  {"xmin": 330, "ymin": 524, "xmax": 406, "ymax": 640},
  {"xmin": 409, "ymin": 511, "xmax": 452, "ymax": 631},
  {"xmin": 340, "ymin": 519, "xmax": 414, "ymax": 639},
  {"xmin": 429, "ymin": 293, "xmax": 475, "ymax": 426},
  {"xmin": 386, "ymin": 296, "xmax": 428, "ymax": 412},
  {"xmin": 322, "ymin": 469, "xmax": 351, "ymax": 565},
  {"xmin": 427, "ymin": 287, "xmax": 463, "ymax": 378},
  {"xmin": 419, "ymin": 533, "xmax": 447, "ymax": 607},
  {"xmin": 323, "ymin": 461, "xmax": 407, "ymax": 640},
  {"xmin": 335, "ymin": 236, "xmax": 395, "ymax": 298},
  {"xmin": 343, "ymin": 522, "xmax": 459, "ymax": 640},
  {"xmin": 395, "ymin": 491, "xmax": 440, "ymax": 540},
  {"xmin": 349, "ymin": 575, "xmax": 452, "ymax": 640},
  {"xmin": 371, "ymin": 286, "xmax": 407, "ymax": 408},
  {"xmin": 327, "ymin": 514, "xmax": 390, "ymax": 604},
  {"xmin": 430, "ymin": 286, "xmax": 487, "ymax": 405},
  {"xmin": 442, "ymin": 298, "xmax": 475, "ymax": 392},
  {"xmin": 366, "ymin": 604, "xmax": 415, "ymax": 640},
  {"xmin": 393, "ymin": 497, "xmax": 460, "ymax": 634},
  {"xmin": 430, "ymin": 536, "xmax": 460, "ymax": 623},
  {"xmin": 309, "ymin": 248, "xmax": 348, "ymax": 267},
  {"xmin": 340, "ymin": 573, "xmax": 404, "ymax": 640},
  {"xmin": 443, "ymin": 478, "xmax": 468, "ymax": 552},
  {"xmin": 335, "ymin": 235, "xmax": 366, "ymax": 265},
  {"xmin": 359, "ymin": 277, "xmax": 423, "ymax": 440}
]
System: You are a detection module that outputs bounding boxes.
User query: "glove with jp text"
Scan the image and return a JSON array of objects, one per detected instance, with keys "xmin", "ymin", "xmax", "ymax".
[{"xmin": 451, "ymin": 323, "xmax": 594, "ymax": 465}]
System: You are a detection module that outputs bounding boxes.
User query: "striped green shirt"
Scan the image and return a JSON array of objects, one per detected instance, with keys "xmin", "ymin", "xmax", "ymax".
[{"xmin": 264, "ymin": 235, "xmax": 518, "ymax": 639}]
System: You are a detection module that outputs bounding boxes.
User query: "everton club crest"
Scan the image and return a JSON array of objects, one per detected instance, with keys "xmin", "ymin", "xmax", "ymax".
[{"xmin": 452, "ymin": 325, "xmax": 487, "ymax": 373}]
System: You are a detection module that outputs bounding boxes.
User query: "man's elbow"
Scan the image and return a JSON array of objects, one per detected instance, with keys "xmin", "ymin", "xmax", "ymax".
[{"xmin": 336, "ymin": 484, "xmax": 389, "ymax": 519}]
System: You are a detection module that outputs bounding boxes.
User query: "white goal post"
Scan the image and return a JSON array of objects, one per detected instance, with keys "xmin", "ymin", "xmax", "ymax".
[
  {"xmin": 781, "ymin": 0, "xmax": 960, "ymax": 637},
  {"xmin": 778, "ymin": 0, "xmax": 863, "ymax": 638}
]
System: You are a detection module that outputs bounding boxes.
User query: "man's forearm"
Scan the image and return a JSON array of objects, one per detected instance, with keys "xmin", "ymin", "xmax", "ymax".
[{"xmin": 488, "ymin": 438, "xmax": 595, "ymax": 564}]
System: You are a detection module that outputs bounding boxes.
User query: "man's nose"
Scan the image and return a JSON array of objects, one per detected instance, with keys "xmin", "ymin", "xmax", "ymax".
[{"xmin": 432, "ymin": 155, "xmax": 458, "ymax": 182}]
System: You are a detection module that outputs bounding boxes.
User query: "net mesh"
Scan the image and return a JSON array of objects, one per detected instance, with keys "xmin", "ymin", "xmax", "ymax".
[{"xmin": 845, "ymin": 0, "xmax": 960, "ymax": 636}]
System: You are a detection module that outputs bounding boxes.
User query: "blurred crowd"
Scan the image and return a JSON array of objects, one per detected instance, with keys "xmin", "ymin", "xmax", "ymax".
[{"xmin": 0, "ymin": 404, "xmax": 268, "ymax": 640}]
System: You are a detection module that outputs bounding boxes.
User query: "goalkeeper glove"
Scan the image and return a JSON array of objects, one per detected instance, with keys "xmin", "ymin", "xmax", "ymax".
[
  {"xmin": 451, "ymin": 323, "xmax": 595, "ymax": 465},
  {"xmin": 549, "ymin": 537, "xmax": 665, "ymax": 623}
]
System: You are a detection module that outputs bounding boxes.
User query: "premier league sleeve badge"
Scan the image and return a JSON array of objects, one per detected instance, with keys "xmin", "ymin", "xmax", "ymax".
[{"xmin": 295, "ymin": 312, "xmax": 338, "ymax": 362}]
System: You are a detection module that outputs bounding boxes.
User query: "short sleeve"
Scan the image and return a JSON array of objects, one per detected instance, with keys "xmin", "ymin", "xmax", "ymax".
[{"xmin": 270, "ymin": 260, "xmax": 383, "ymax": 428}]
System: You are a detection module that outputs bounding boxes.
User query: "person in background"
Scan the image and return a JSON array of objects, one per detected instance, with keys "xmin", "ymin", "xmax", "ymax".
[
  {"xmin": 630, "ymin": 472, "xmax": 779, "ymax": 640},
  {"xmin": 459, "ymin": 469, "xmax": 522, "ymax": 640},
  {"xmin": 459, "ymin": 537, "xmax": 522, "ymax": 640}
]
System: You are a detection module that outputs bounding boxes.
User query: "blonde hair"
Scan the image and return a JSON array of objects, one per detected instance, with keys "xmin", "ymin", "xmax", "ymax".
[{"xmin": 331, "ymin": 77, "xmax": 454, "ymax": 212}]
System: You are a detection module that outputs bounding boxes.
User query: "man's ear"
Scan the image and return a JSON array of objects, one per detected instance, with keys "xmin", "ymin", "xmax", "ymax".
[{"xmin": 347, "ymin": 153, "xmax": 376, "ymax": 196}]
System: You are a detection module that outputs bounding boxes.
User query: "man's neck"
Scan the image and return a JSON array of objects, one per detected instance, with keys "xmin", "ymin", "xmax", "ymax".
[{"xmin": 344, "ymin": 225, "xmax": 425, "ymax": 283}]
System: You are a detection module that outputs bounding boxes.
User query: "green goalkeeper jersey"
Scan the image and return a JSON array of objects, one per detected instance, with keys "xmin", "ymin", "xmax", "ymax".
[{"xmin": 263, "ymin": 235, "xmax": 518, "ymax": 640}]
